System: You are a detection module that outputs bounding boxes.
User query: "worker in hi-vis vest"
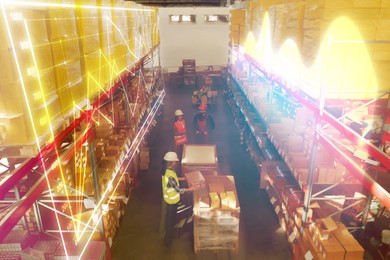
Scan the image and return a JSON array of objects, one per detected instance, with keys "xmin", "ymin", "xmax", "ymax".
[
  {"xmin": 160, "ymin": 152, "xmax": 196, "ymax": 246},
  {"xmin": 173, "ymin": 109, "xmax": 187, "ymax": 163}
]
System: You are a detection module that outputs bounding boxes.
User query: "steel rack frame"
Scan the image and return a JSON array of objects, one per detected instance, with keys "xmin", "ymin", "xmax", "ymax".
[{"xmin": 228, "ymin": 46, "xmax": 390, "ymax": 234}]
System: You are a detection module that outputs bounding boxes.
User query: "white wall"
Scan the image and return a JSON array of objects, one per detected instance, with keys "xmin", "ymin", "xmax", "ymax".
[{"xmin": 158, "ymin": 7, "xmax": 229, "ymax": 71}]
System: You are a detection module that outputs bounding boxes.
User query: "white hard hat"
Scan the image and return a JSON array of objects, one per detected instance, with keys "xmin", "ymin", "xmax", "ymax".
[
  {"xmin": 164, "ymin": 151, "xmax": 179, "ymax": 161},
  {"xmin": 175, "ymin": 109, "xmax": 183, "ymax": 116}
]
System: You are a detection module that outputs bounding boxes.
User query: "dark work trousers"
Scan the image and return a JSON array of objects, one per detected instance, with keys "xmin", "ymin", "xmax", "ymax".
[
  {"xmin": 194, "ymin": 132, "xmax": 209, "ymax": 144},
  {"xmin": 173, "ymin": 143, "xmax": 184, "ymax": 177},
  {"xmin": 164, "ymin": 201, "xmax": 178, "ymax": 246}
]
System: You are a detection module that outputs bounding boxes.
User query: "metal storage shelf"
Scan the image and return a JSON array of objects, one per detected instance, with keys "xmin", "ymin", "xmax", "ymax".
[
  {"xmin": 227, "ymin": 46, "xmax": 390, "ymax": 256},
  {"xmin": 0, "ymin": 47, "xmax": 164, "ymax": 259}
]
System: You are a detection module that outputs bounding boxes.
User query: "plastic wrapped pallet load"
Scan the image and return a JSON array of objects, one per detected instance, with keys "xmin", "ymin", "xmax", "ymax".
[{"xmin": 193, "ymin": 175, "xmax": 240, "ymax": 253}]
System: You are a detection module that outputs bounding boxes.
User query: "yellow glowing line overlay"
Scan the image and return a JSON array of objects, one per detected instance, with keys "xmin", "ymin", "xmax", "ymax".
[
  {"xmin": 1, "ymin": 0, "xmax": 160, "ymax": 257},
  {"xmin": 1, "ymin": 6, "xmax": 70, "ymax": 257},
  {"xmin": 25, "ymin": 18, "xmax": 81, "ymax": 244},
  {"xmin": 241, "ymin": 13, "xmax": 381, "ymax": 99},
  {"xmin": 0, "ymin": 0, "xmax": 154, "ymax": 12},
  {"xmin": 78, "ymin": 90, "xmax": 165, "ymax": 258}
]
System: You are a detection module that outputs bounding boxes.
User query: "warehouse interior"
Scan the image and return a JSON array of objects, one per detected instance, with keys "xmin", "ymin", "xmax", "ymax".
[{"xmin": 0, "ymin": 0, "xmax": 390, "ymax": 260}]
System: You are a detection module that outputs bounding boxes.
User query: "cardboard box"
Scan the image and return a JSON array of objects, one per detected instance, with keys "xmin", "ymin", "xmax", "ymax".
[
  {"xmin": 208, "ymin": 182, "xmax": 225, "ymax": 193},
  {"xmin": 99, "ymin": 156, "xmax": 116, "ymax": 168},
  {"xmin": 227, "ymin": 191, "xmax": 237, "ymax": 209},
  {"xmin": 199, "ymin": 195, "xmax": 210, "ymax": 208},
  {"xmin": 106, "ymin": 145, "xmax": 121, "ymax": 156},
  {"xmin": 184, "ymin": 170, "xmax": 206, "ymax": 189},
  {"xmin": 343, "ymin": 243, "xmax": 364, "ymax": 260},
  {"xmin": 94, "ymin": 139, "xmax": 107, "ymax": 158},
  {"xmin": 321, "ymin": 242, "xmax": 345, "ymax": 260},
  {"xmin": 220, "ymin": 192, "xmax": 228, "ymax": 209},
  {"xmin": 209, "ymin": 192, "xmax": 220, "ymax": 209},
  {"xmin": 320, "ymin": 216, "xmax": 338, "ymax": 232},
  {"xmin": 333, "ymin": 223, "xmax": 364, "ymax": 260}
]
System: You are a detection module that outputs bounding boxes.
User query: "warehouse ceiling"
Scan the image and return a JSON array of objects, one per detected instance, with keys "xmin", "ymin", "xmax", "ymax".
[{"xmin": 127, "ymin": 0, "xmax": 235, "ymax": 7}]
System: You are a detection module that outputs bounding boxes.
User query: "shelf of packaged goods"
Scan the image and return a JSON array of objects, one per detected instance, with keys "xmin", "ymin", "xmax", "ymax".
[
  {"xmin": 0, "ymin": 47, "xmax": 162, "ymax": 243},
  {"xmin": 226, "ymin": 76, "xmax": 280, "ymax": 161},
  {"xmin": 318, "ymin": 131, "xmax": 390, "ymax": 210},
  {"xmin": 0, "ymin": 46, "xmax": 159, "ymax": 200},
  {"xmin": 0, "ymin": 128, "xmax": 92, "ymax": 242},
  {"xmin": 5, "ymin": 88, "xmax": 164, "ymax": 247},
  {"xmin": 230, "ymin": 49, "xmax": 390, "ymax": 212},
  {"xmin": 242, "ymin": 52, "xmax": 390, "ymax": 172},
  {"xmin": 0, "ymin": 112, "xmax": 88, "ymax": 201},
  {"xmin": 99, "ymin": 89, "xmax": 164, "ymax": 190}
]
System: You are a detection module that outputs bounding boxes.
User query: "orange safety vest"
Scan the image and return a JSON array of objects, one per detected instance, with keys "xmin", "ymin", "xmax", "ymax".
[{"xmin": 174, "ymin": 120, "xmax": 187, "ymax": 145}]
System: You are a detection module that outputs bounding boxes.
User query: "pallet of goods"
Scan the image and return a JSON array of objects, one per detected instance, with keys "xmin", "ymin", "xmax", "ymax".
[{"xmin": 192, "ymin": 175, "xmax": 240, "ymax": 253}]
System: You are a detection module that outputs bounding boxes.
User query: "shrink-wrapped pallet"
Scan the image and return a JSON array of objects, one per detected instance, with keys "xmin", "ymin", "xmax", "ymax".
[
  {"xmin": 48, "ymin": 8, "xmax": 78, "ymax": 40},
  {"xmin": 193, "ymin": 176, "xmax": 240, "ymax": 253},
  {"xmin": 76, "ymin": 0, "xmax": 100, "ymax": 54}
]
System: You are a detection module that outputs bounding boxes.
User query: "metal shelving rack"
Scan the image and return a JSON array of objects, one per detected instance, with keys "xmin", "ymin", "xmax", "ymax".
[
  {"xmin": 227, "ymin": 46, "xmax": 390, "ymax": 252},
  {"xmin": 0, "ymin": 46, "xmax": 164, "ymax": 255}
]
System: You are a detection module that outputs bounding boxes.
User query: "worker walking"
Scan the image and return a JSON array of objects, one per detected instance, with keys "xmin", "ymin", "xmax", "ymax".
[
  {"xmin": 173, "ymin": 109, "xmax": 187, "ymax": 161},
  {"xmin": 160, "ymin": 152, "xmax": 195, "ymax": 246},
  {"xmin": 193, "ymin": 103, "xmax": 215, "ymax": 144}
]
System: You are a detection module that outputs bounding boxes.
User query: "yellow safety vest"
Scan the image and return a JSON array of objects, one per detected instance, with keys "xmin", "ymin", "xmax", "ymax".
[{"xmin": 162, "ymin": 169, "xmax": 180, "ymax": 204}]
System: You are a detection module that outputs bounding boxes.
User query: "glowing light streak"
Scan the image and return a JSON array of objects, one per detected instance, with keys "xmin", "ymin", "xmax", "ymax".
[
  {"xmin": 318, "ymin": 131, "xmax": 390, "ymax": 210},
  {"xmin": 2, "ymin": 1, "xmax": 159, "ymax": 251},
  {"xmin": 74, "ymin": 144, "xmax": 90, "ymax": 241},
  {"xmin": 87, "ymin": 71, "xmax": 109, "ymax": 97},
  {"xmin": 106, "ymin": 18, "xmax": 139, "ymax": 60},
  {"xmin": 1, "ymin": 3, "xmax": 70, "ymax": 248},
  {"xmin": 24, "ymin": 17, "xmax": 79, "ymax": 254},
  {"xmin": 37, "ymin": 201, "xmax": 96, "ymax": 231},
  {"xmin": 96, "ymin": 109, "xmax": 114, "ymax": 126},
  {"xmin": 77, "ymin": 90, "xmax": 165, "ymax": 250},
  {"xmin": 0, "ymin": 1, "xmax": 154, "ymax": 12}
]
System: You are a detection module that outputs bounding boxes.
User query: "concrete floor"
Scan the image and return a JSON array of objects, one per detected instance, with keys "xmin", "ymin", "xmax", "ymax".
[{"xmin": 112, "ymin": 78, "xmax": 292, "ymax": 260}]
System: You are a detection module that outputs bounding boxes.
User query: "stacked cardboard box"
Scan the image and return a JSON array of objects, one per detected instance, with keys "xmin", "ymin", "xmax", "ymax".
[
  {"xmin": 0, "ymin": 230, "xmax": 33, "ymax": 259},
  {"xmin": 94, "ymin": 139, "xmax": 108, "ymax": 159},
  {"xmin": 53, "ymin": 162, "xmax": 75, "ymax": 196},
  {"xmin": 302, "ymin": 0, "xmax": 390, "ymax": 92},
  {"xmin": 139, "ymin": 147, "xmax": 150, "ymax": 170},
  {"xmin": 272, "ymin": 2, "xmax": 304, "ymax": 51},
  {"xmin": 103, "ymin": 210, "xmax": 119, "ymax": 247},
  {"xmin": 0, "ymin": 9, "xmax": 62, "ymax": 147},
  {"xmin": 298, "ymin": 219, "xmax": 364, "ymax": 260},
  {"xmin": 48, "ymin": 2, "xmax": 85, "ymax": 117},
  {"xmin": 49, "ymin": 240, "xmax": 106, "ymax": 260},
  {"xmin": 32, "ymin": 240, "xmax": 62, "ymax": 260},
  {"xmin": 93, "ymin": 113, "xmax": 113, "ymax": 139},
  {"xmin": 184, "ymin": 170, "xmax": 206, "ymax": 189},
  {"xmin": 183, "ymin": 59, "xmax": 196, "ymax": 87}
]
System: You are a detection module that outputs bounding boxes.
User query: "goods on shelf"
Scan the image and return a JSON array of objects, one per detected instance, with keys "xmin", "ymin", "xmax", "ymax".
[
  {"xmin": 31, "ymin": 240, "xmax": 106, "ymax": 260},
  {"xmin": 0, "ymin": 1, "xmax": 162, "ymax": 257},
  {"xmin": 299, "ymin": 222, "xmax": 364, "ymax": 260},
  {"xmin": 139, "ymin": 146, "xmax": 150, "ymax": 170},
  {"xmin": 182, "ymin": 59, "xmax": 196, "ymax": 87},
  {"xmin": 227, "ymin": 47, "xmax": 388, "ymax": 258}
]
